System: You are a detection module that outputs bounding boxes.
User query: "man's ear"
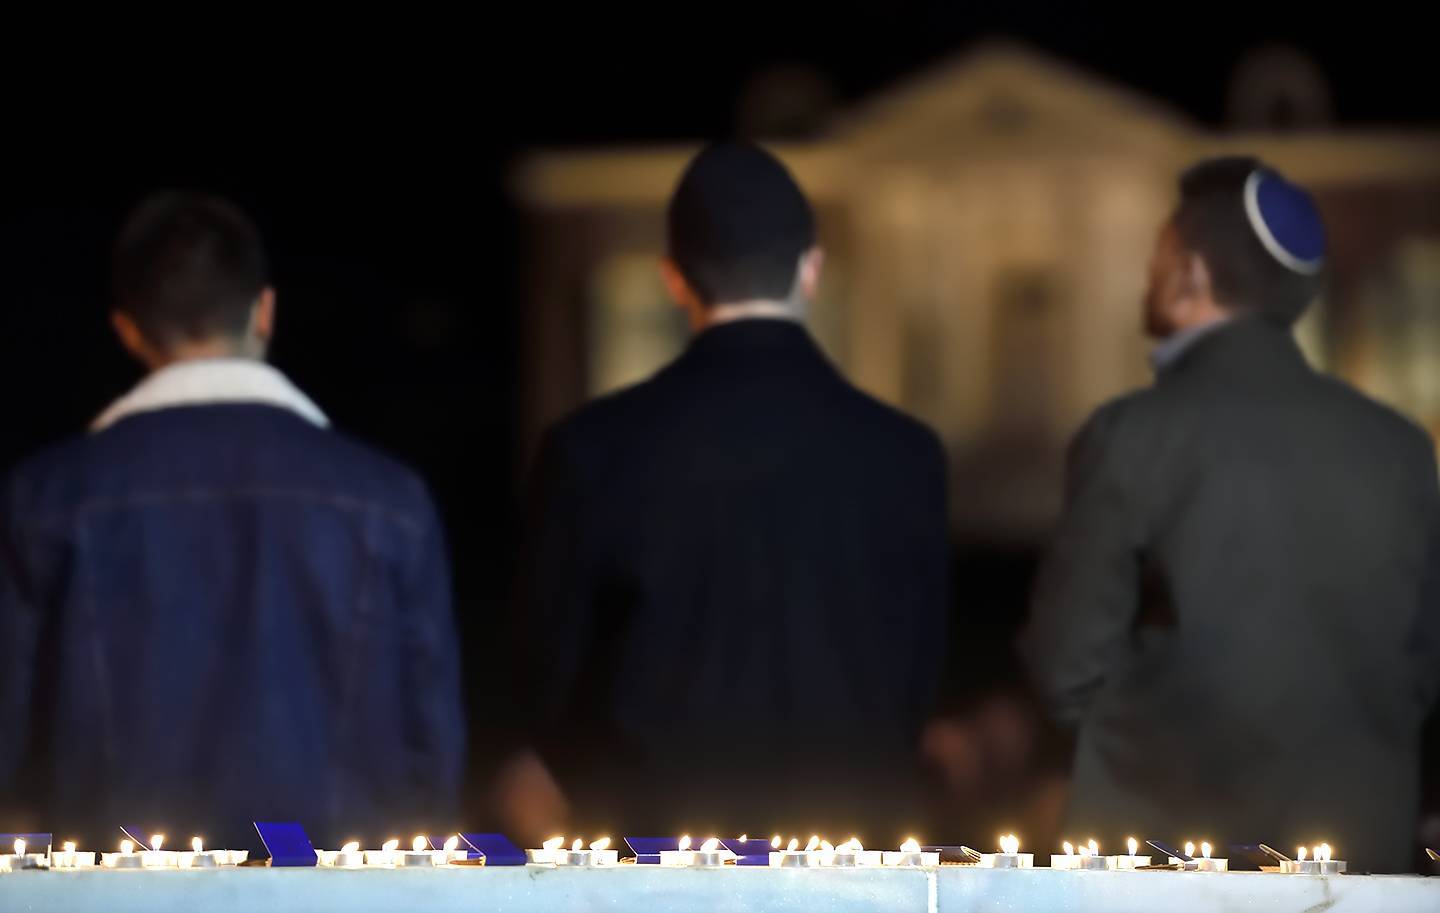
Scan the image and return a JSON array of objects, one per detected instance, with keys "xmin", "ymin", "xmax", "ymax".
[
  {"xmin": 111, "ymin": 311, "xmax": 156, "ymax": 367},
  {"xmin": 797, "ymin": 246, "xmax": 824, "ymax": 301},
  {"xmin": 659, "ymin": 258, "xmax": 698, "ymax": 311},
  {"xmin": 1184, "ymin": 251, "xmax": 1212, "ymax": 303},
  {"xmin": 251, "ymin": 287, "xmax": 276, "ymax": 344}
]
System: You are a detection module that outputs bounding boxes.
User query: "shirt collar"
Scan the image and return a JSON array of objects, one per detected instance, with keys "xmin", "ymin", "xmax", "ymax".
[
  {"xmin": 1149, "ymin": 317, "xmax": 1233, "ymax": 374},
  {"xmin": 91, "ymin": 358, "xmax": 329, "ymax": 432}
]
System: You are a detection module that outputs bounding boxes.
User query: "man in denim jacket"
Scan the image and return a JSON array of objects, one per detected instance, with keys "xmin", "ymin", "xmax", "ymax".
[{"xmin": 0, "ymin": 193, "xmax": 463, "ymax": 850}]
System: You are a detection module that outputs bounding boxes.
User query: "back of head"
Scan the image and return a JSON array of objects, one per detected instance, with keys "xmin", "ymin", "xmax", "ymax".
[
  {"xmin": 1174, "ymin": 156, "xmax": 1325, "ymax": 324},
  {"xmin": 112, "ymin": 192, "xmax": 269, "ymax": 349},
  {"xmin": 667, "ymin": 141, "xmax": 815, "ymax": 306}
]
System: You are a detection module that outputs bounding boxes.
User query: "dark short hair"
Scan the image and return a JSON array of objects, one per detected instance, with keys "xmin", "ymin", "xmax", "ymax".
[
  {"xmin": 1173, "ymin": 156, "xmax": 1322, "ymax": 324},
  {"xmin": 667, "ymin": 141, "xmax": 815, "ymax": 306},
  {"xmin": 112, "ymin": 192, "xmax": 269, "ymax": 347}
]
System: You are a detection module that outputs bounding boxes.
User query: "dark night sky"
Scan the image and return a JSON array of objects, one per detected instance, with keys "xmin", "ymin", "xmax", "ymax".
[
  {"xmin": 3, "ymin": 1, "xmax": 1433, "ymax": 581},
  {"xmin": 1, "ymin": 3, "xmax": 1435, "ymax": 768}
]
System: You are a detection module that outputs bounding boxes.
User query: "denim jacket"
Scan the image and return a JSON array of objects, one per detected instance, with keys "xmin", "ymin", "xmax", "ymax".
[{"xmin": 0, "ymin": 362, "xmax": 463, "ymax": 849}]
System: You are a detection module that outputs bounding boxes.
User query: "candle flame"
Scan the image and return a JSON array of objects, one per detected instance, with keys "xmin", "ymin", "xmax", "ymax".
[
  {"xmin": 678, "ymin": 835, "xmax": 691, "ymax": 852},
  {"xmin": 1296, "ymin": 846, "xmax": 1307, "ymax": 862},
  {"xmin": 1062, "ymin": 841, "xmax": 1074, "ymax": 856},
  {"xmin": 738, "ymin": 834, "xmax": 747, "ymax": 842},
  {"xmin": 999, "ymin": 834, "xmax": 1020, "ymax": 855},
  {"xmin": 1318, "ymin": 843, "xmax": 1331, "ymax": 863},
  {"xmin": 804, "ymin": 836, "xmax": 820, "ymax": 853},
  {"xmin": 787, "ymin": 838, "xmax": 798, "ymax": 852},
  {"xmin": 13, "ymin": 839, "xmax": 24, "ymax": 857},
  {"xmin": 1088, "ymin": 839, "xmax": 1099, "ymax": 856},
  {"xmin": 820, "ymin": 840, "xmax": 835, "ymax": 853},
  {"xmin": 444, "ymin": 836, "xmax": 459, "ymax": 853},
  {"xmin": 846, "ymin": 837, "xmax": 863, "ymax": 851},
  {"xmin": 772, "ymin": 835, "xmax": 782, "ymax": 849},
  {"xmin": 414, "ymin": 836, "xmax": 428, "ymax": 853},
  {"xmin": 1127, "ymin": 837, "xmax": 1138, "ymax": 857},
  {"xmin": 121, "ymin": 840, "xmax": 134, "ymax": 855},
  {"xmin": 151, "ymin": 835, "xmax": 164, "ymax": 852},
  {"xmin": 382, "ymin": 839, "xmax": 399, "ymax": 853},
  {"xmin": 900, "ymin": 838, "xmax": 921, "ymax": 853},
  {"xmin": 192, "ymin": 837, "xmax": 203, "ymax": 854},
  {"xmin": 1201, "ymin": 842, "xmax": 1212, "ymax": 860},
  {"xmin": 589, "ymin": 837, "xmax": 610, "ymax": 852},
  {"xmin": 1184, "ymin": 841, "xmax": 1195, "ymax": 858},
  {"xmin": 571, "ymin": 839, "xmax": 582, "ymax": 852},
  {"xmin": 1079, "ymin": 844, "xmax": 1090, "ymax": 858},
  {"xmin": 341, "ymin": 842, "xmax": 360, "ymax": 854},
  {"xmin": 700, "ymin": 837, "xmax": 720, "ymax": 853},
  {"xmin": 63, "ymin": 842, "xmax": 77, "ymax": 855},
  {"xmin": 542, "ymin": 836, "xmax": 564, "ymax": 852}
]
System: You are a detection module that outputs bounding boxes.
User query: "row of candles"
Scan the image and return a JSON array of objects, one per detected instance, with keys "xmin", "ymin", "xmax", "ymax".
[
  {"xmin": 0, "ymin": 836, "xmax": 248, "ymax": 871},
  {"xmin": 0, "ymin": 833, "xmax": 1349, "ymax": 874},
  {"xmin": 524, "ymin": 835, "xmax": 939, "ymax": 867}
]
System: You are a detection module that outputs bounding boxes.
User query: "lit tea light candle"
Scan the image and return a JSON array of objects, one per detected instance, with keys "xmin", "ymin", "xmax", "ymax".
[
  {"xmin": 395, "ymin": 835, "xmax": 436, "ymax": 868},
  {"xmin": 589, "ymin": 837, "xmax": 619, "ymax": 866},
  {"xmin": 827, "ymin": 838, "xmax": 858, "ymax": 867},
  {"xmin": 1075, "ymin": 839, "xmax": 1107, "ymax": 871},
  {"xmin": 694, "ymin": 836, "xmax": 725, "ymax": 866},
  {"xmin": 142, "ymin": 834, "xmax": 175, "ymax": 868},
  {"xmin": 181, "ymin": 836, "xmax": 226, "ymax": 869},
  {"xmin": 825, "ymin": 837, "xmax": 882, "ymax": 867},
  {"xmin": 555, "ymin": 838, "xmax": 594, "ymax": 866},
  {"xmin": 661, "ymin": 836, "xmax": 724, "ymax": 867},
  {"xmin": 808, "ymin": 838, "xmax": 838, "ymax": 867},
  {"xmin": 981, "ymin": 834, "xmax": 1033, "ymax": 869},
  {"xmin": 527, "ymin": 836, "xmax": 565, "ymax": 865},
  {"xmin": 882, "ymin": 837, "xmax": 938, "ymax": 867},
  {"xmin": 322, "ymin": 841, "xmax": 365, "ymax": 868},
  {"xmin": 660, "ymin": 835, "xmax": 693, "ymax": 867},
  {"xmin": 364, "ymin": 838, "xmax": 401, "ymax": 867},
  {"xmin": 4, "ymin": 838, "xmax": 49, "ymax": 871},
  {"xmin": 1169, "ymin": 841, "xmax": 1197, "ymax": 868},
  {"xmin": 439, "ymin": 835, "xmax": 466, "ymax": 864},
  {"xmin": 103, "ymin": 839, "xmax": 145, "ymax": 869},
  {"xmin": 1192, "ymin": 841, "xmax": 1227, "ymax": 872},
  {"xmin": 1283, "ymin": 843, "xmax": 1346, "ymax": 875},
  {"xmin": 1051, "ymin": 841, "xmax": 1078, "ymax": 870},
  {"xmin": 52, "ymin": 841, "xmax": 96, "ymax": 870},
  {"xmin": 1110, "ymin": 836, "xmax": 1150, "ymax": 870},
  {"xmin": 770, "ymin": 837, "xmax": 811, "ymax": 868}
]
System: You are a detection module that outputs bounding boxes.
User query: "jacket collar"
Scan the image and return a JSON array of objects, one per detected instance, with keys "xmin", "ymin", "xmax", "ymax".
[{"xmin": 92, "ymin": 359, "xmax": 328, "ymax": 432}]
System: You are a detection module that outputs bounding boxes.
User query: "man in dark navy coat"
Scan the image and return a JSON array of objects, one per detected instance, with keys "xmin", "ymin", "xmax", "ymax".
[{"xmin": 508, "ymin": 143, "xmax": 950, "ymax": 840}]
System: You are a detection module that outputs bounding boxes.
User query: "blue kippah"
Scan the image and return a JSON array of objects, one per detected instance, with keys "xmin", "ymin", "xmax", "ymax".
[{"xmin": 1243, "ymin": 169, "xmax": 1325, "ymax": 274}]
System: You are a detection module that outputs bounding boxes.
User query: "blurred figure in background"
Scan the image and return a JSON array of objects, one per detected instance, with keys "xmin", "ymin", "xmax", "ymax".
[
  {"xmin": 502, "ymin": 141, "xmax": 950, "ymax": 841},
  {"xmin": 0, "ymin": 193, "xmax": 463, "ymax": 849},
  {"xmin": 1021, "ymin": 157, "xmax": 1440, "ymax": 872}
]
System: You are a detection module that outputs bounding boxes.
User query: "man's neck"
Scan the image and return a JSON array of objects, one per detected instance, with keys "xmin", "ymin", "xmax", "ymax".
[
  {"xmin": 144, "ymin": 341, "xmax": 262, "ymax": 373},
  {"xmin": 1150, "ymin": 314, "xmax": 1233, "ymax": 373},
  {"xmin": 700, "ymin": 299, "xmax": 803, "ymax": 330}
]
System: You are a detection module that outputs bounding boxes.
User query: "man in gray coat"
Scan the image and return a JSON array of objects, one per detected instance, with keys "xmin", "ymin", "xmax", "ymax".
[{"xmin": 1021, "ymin": 157, "xmax": 1440, "ymax": 872}]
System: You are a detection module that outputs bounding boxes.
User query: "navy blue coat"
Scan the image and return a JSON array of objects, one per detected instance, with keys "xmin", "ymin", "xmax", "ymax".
[{"xmin": 0, "ymin": 403, "xmax": 463, "ymax": 850}]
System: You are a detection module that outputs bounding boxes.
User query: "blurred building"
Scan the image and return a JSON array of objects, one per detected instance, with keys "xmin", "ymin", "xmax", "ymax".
[{"xmin": 514, "ymin": 41, "xmax": 1440, "ymax": 541}]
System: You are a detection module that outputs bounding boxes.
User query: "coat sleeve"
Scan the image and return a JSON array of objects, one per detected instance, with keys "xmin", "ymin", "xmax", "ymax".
[
  {"xmin": 402, "ymin": 485, "xmax": 466, "ymax": 814},
  {"xmin": 1019, "ymin": 402, "xmax": 1142, "ymax": 728},
  {"xmin": 913, "ymin": 430, "xmax": 951, "ymax": 715},
  {"xmin": 1409, "ymin": 438, "xmax": 1440, "ymax": 711},
  {"xmin": 0, "ymin": 471, "xmax": 42, "ymax": 793},
  {"xmin": 515, "ymin": 427, "xmax": 596, "ymax": 734}
]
